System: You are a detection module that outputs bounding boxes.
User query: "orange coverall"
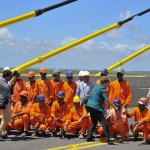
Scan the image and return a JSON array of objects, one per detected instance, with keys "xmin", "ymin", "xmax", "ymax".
[
  {"xmin": 34, "ymin": 78, "xmax": 54, "ymax": 103},
  {"xmin": 66, "ymin": 106, "xmax": 88, "ymax": 135},
  {"xmin": 12, "ymin": 78, "xmax": 26, "ymax": 103},
  {"xmin": 7, "ymin": 101, "xmax": 32, "ymax": 132},
  {"xmin": 50, "ymin": 101, "xmax": 70, "ymax": 132},
  {"xmin": 128, "ymin": 107, "xmax": 150, "ymax": 140},
  {"xmin": 50, "ymin": 79, "xmax": 64, "ymax": 102},
  {"xmin": 109, "ymin": 79, "xmax": 132, "ymax": 106},
  {"xmin": 62, "ymin": 82, "xmax": 77, "ymax": 107},
  {"xmin": 107, "ymin": 107, "xmax": 129, "ymax": 138},
  {"xmin": 30, "ymin": 103, "xmax": 52, "ymax": 132},
  {"xmin": 26, "ymin": 81, "xmax": 36, "ymax": 103}
]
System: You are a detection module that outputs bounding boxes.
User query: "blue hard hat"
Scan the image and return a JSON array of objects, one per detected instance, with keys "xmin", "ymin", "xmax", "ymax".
[
  {"xmin": 101, "ymin": 68, "xmax": 108, "ymax": 74},
  {"xmin": 37, "ymin": 94, "xmax": 45, "ymax": 101},
  {"xmin": 66, "ymin": 71, "xmax": 73, "ymax": 77},
  {"xmin": 57, "ymin": 91, "xmax": 65, "ymax": 98},
  {"xmin": 114, "ymin": 99, "xmax": 121, "ymax": 105}
]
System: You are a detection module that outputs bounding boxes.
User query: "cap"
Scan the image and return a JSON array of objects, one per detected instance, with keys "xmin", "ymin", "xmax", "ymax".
[
  {"xmin": 3, "ymin": 66, "xmax": 10, "ymax": 71},
  {"xmin": 37, "ymin": 94, "xmax": 45, "ymax": 101},
  {"xmin": 117, "ymin": 68, "xmax": 124, "ymax": 75},
  {"xmin": 20, "ymin": 91, "xmax": 28, "ymax": 98},
  {"xmin": 66, "ymin": 71, "xmax": 73, "ymax": 77},
  {"xmin": 39, "ymin": 68, "xmax": 47, "ymax": 73},
  {"xmin": 78, "ymin": 70, "xmax": 84, "ymax": 76},
  {"xmin": 52, "ymin": 69, "xmax": 61, "ymax": 76},
  {"xmin": 57, "ymin": 91, "xmax": 65, "ymax": 98},
  {"xmin": 138, "ymin": 97, "xmax": 148, "ymax": 105},
  {"xmin": 73, "ymin": 96, "xmax": 80, "ymax": 103},
  {"xmin": 114, "ymin": 99, "xmax": 121, "ymax": 105},
  {"xmin": 82, "ymin": 71, "xmax": 90, "ymax": 76},
  {"xmin": 101, "ymin": 68, "xmax": 108, "ymax": 74},
  {"xmin": 27, "ymin": 71, "xmax": 35, "ymax": 77}
]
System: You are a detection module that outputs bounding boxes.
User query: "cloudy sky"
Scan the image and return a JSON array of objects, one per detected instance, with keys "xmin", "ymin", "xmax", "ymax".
[{"xmin": 0, "ymin": 0, "xmax": 150, "ymax": 72}]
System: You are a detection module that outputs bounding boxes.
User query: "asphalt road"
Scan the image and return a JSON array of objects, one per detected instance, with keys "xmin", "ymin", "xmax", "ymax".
[{"xmin": 0, "ymin": 111, "xmax": 149, "ymax": 150}]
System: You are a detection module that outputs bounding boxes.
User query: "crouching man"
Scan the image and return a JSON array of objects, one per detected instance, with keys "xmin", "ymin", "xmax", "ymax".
[
  {"xmin": 30, "ymin": 94, "xmax": 51, "ymax": 136},
  {"xmin": 7, "ymin": 91, "xmax": 32, "ymax": 136},
  {"xmin": 63, "ymin": 96, "xmax": 89, "ymax": 139}
]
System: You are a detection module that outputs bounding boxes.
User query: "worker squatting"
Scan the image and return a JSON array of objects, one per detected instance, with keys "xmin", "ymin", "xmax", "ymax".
[{"xmin": 0, "ymin": 67, "xmax": 150, "ymax": 144}]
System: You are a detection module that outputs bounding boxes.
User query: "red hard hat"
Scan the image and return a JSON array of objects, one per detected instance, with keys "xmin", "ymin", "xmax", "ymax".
[
  {"xmin": 27, "ymin": 71, "xmax": 35, "ymax": 77},
  {"xmin": 39, "ymin": 68, "xmax": 47, "ymax": 73}
]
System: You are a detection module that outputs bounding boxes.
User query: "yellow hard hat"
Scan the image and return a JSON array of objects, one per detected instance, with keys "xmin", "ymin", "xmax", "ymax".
[{"xmin": 73, "ymin": 96, "xmax": 81, "ymax": 103}]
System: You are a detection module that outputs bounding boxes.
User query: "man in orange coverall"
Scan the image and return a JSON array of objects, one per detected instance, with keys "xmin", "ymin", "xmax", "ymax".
[
  {"xmin": 26, "ymin": 71, "xmax": 36, "ymax": 103},
  {"xmin": 50, "ymin": 69, "xmax": 64, "ymax": 102},
  {"xmin": 12, "ymin": 71, "xmax": 26, "ymax": 107},
  {"xmin": 107, "ymin": 99, "xmax": 129, "ymax": 143},
  {"xmin": 34, "ymin": 68, "xmax": 54, "ymax": 106},
  {"xmin": 30, "ymin": 94, "xmax": 53, "ymax": 136},
  {"xmin": 50, "ymin": 91, "xmax": 70, "ymax": 138},
  {"xmin": 63, "ymin": 96, "xmax": 88, "ymax": 139},
  {"xmin": 126, "ymin": 97, "xmax": 150, "ymax": 144},
  {"xmin": 109, "ymin": 68, "xmax": 132, "ymax": 108},
  {"xmin": 7, "ymin": 91, "xmax": 32, "ymax": 136},
  {"xmin": 62, "ymin": 71, "xmax": 77, "ymax": 108}
]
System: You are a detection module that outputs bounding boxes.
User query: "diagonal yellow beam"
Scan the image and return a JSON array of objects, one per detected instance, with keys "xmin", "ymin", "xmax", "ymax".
[
  {"xmin": 95, "ymin": 45, "xmax": 150, "ymax": 76},
  {"xmin": 10, "ymin": 8, "xmax": 150, "ymax": 72},
  {"xmin": 0, "ymin": 0, "xmax": 77, "ymax": 28}
]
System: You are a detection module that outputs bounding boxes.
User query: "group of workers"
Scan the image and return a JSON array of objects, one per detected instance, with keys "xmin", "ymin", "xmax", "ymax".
[{"xmin": 0, "ymin": 67, "xmax": 150, "ymax": 145}]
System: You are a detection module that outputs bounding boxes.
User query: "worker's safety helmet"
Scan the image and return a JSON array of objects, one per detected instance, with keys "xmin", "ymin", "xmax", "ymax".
[
  {"xmin": 73, "ymin": 96, "xmax": 81, "ymax": 103},
  {"xmin": 57, "ymin": 91, "xmax": 65, "ymax": 98},
  {"xmin": 37, "ymin": 94, "xmax": 45, "ymax": 101},
  {"xmin": 138, "ymin": 97, "xmax": 149, "ymax": 105},
  {"xmin": 101, "ymin": 68, "xmax": 109, "ymax": 74},
  {"xmin": 66, "ymin": 71, "xmax": 73, "ymax": 77},
  {"xmin": 114, "ymin": 99, "xmax": 121, "ymax": 105}
]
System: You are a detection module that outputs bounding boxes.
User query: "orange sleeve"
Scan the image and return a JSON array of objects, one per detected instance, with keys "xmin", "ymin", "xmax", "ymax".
[
  {"xmin": 66, "ymin": 108, "xmax": 74, "ymax": 123},
  {"xmin": 125, "ymin": 82, "xmax": 132, "ymax": 106},
  {"xmin": 24, "ymin": 102, "xmax": 33, "ymax": 115},
  {"xmin": 45, "ymin": 105, "xmax": 51, "ymax": 119},
  {"xmin": 109, "ymin": 82, "xmax": 115, "ymax": 102},
  {"xmin": 49, "ymin": 80, "xmax": 54, "ymax": 99},
  {"xmin": 51, "ymin": 102, "xmax": 58, "ymax": 117},
  {"xmin": 143, "ymin": 110, "xmax": 150, "ymax": 122},
  {"xmin": 128, "ymin": 107, "xmax": 137, "ymax": 118},
  {"xmin": 12, "ymin": 102, "xmax": 19, "ymax": 117},
  {"xmin": 34, "ymin": 80, "xmax": 39, "ymax": 97},
  {"xmin": 30, "ymin": 104, "xmax": 39, "ymax": 117}
]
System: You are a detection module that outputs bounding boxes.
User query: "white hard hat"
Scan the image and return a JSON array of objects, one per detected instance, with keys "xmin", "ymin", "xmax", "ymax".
[
  {"xmin": 78, "ymin": 70, "xmax": 84, "ymax": 76},
  {"xmin": 3, "ymin": 66, "xmax": 10, "ymax": 71},
  {"xmin": 117, "ymin": 68, "xmax": 124, "ymax": 75},
  {"xmin": 82, "ymin": 71, "xmax": 90, "ymax": 76}
]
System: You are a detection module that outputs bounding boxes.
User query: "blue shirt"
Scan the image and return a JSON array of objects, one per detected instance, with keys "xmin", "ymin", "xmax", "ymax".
[
  {"xmin": 76, "ymin": 81, "xmax": 94, "ymax": 106},
  {"xmin": 87, "ymin": 84, "xmax": 109, "ymax": 111}
]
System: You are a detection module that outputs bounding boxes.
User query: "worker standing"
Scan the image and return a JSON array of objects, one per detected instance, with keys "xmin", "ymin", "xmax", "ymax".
[{"xmin": 109, "ymin": 68, "xmax": 132, "ymax": 108}]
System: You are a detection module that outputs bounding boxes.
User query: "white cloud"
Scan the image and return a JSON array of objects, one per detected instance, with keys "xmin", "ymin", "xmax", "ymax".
[
  {"xmin": 0, "ymin": 28, "xmax": 16, "ymax": 46},
  {"xmin": 105, "ymin": 29, "xmax": 127, "ymax": 40},
  {"xmin": 120, "ymin": 10, "xmax": 132, "ymax": 20},
  {"xmin": 0, "ymin": 28, "xmax": 149, "ymax": 71}
]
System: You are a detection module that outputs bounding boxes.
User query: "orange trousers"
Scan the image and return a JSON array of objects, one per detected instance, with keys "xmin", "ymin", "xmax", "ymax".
[
  {"xmin": 131, "ymin": 122, "xmax": 150, "ymax": 140},
  {"xmin": 109, "ymin": 124, "xmax": 129, "ymax": 138},
  {"xmin": 66, "ymin": 118, "xmax": 88, "ymax": 135},
  {"xmin": 7, "ymin": 114, "xmax": 30, "ymax": 132},
  {"xmin": 30, "ymin": 116, "xmax": 47, "ymax": 132}
]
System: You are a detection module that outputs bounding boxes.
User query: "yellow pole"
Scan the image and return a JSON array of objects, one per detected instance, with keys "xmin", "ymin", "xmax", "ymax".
[
  {"xmin": 0, "ymin": 0, "xmax": 77, "ymax": 28},
  {"xmin": 11, "ymin": 23, "xmax": 121, "ymax": 72},
  {"xmin": 95, "ymin": 45, "xmax": 150, "ymax": 76},
  {"xmin": 0, "ymin": 12, "xmax": 36, "ymax": 28}
]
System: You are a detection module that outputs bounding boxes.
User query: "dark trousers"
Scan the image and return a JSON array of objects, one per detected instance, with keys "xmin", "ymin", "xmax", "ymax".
[{"xmin": 86, "ymin": 106, "xmax": 110, "ymax": 142}]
